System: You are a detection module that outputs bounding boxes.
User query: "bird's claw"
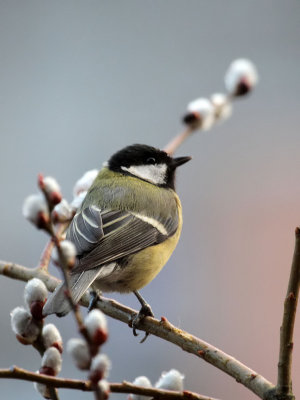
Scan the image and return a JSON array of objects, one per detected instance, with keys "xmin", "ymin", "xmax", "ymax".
[
  {"xmin": 88, "ymin": 290, "xmax": 101, "ymax": 312},
  {"xmin": 130, "ymin": 303, "xmax": 154, "ymax": 343}
]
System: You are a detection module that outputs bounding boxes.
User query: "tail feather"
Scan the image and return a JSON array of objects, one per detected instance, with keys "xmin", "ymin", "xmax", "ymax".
[{"xmin": 43, "ymin": 268, "xmax": 104, "ymax": 317}]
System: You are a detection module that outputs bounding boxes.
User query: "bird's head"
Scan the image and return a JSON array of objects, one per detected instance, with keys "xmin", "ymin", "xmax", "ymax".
[{"xmin": 107, "ymin": 144, "xmax": 191, "ymax": 190}]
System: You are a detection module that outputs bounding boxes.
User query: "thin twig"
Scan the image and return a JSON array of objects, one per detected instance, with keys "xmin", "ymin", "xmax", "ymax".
[
  {"xmin": 0, "ymin": 260, "xmax": 274, "ymax": 399},
  {"xmin": 38, "ymin": 238, "xmax": 55, "ymax": 270},
  {"xmin": 38, "ymin": 223, "xmax": 68, "ymax": 271},
  {"xmin": 0, "ymin": 366, "xmax": 91, "ymax": 390},
  {"xmin": 275, "ymin": 228, "xmax": 300, "ymax": 398},
  {"xmin": 0, "ymin": 366, "xmax": 217, "ymax": 400},
  {"xmin": 112, "ymin": 380, "xmax": 218, "ymax": 399},
  {"xmin": 53, "ymin": 236, "xmax": 99, "ymax": 400},
  {"xmin": 51, "ymin": 234, "xmax": 92, "ymax": 346},
  {"xmin": 0, "ymin": 261, "xmax": 60, "ymax": 291},
  {"xmin": 163, "ymin": 126, "xmax": 195, "ymax": 156}
]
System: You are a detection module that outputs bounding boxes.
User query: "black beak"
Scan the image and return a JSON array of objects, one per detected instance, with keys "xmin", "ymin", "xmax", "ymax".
[{"xmin": 171, "ymin": 156, "xmax": 192, "ymax": 168}]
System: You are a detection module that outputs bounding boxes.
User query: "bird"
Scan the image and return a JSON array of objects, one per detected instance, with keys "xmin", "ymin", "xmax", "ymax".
[{"xmin": 43, "ymin": 144, "xmax": 191, "ymax": 337}]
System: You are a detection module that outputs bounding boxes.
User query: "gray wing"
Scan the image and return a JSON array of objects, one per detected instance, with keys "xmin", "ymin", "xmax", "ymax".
[
  {"xmin": 43, "ymin": 205, "xmax": 178, "ymax": 316},
  {"xmin": 66, "ymin": 205, "xmax": 104, "ymax": 255},
  {"xmin": 71, "ymin": 206, "xmax": 178, "ymax": 273}
]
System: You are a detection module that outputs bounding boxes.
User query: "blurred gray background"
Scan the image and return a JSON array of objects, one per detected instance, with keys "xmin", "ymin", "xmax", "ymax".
[{"xmin": 0, "ymin": 1, "xmax": 299, "ymax": 399}]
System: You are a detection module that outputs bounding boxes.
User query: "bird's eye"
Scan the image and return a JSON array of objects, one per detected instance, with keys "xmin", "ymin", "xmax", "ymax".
[{"xmin": 146, "ymin": 157, "xmax": 156, "ymax": 164}]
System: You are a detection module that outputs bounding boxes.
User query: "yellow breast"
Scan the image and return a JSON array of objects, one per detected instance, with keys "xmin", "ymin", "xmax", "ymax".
[{"xmin": 126, "ymin": 215, "xmax": 182, "ymax": 291}]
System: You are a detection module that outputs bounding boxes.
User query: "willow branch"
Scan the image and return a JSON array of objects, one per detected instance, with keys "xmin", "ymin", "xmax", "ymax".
[
  {"xmin": 0, "ymin": 366, "xmax": 218, "ymax": 400},
  {"xmin": 164, "ymin": 126, "xmax": 195, "ymax": 156},
  {"xmin": 37, "ymin": 223, "xmax": 69, "ymax": 271},
  {"xmin": 53, "ymin": 238, "xmax": 90, "ymax": 344},
  {"xmin": 52, "ymin": 233, "xmax": 99, "ymax": 398},
  {"xmin": 0, "ymin": 262, "xmax": 60, "ymax": 291},
  {"xmin": 38, "ymin": 238, "xmax": 55, "ymax": 270},
  {"xmin": 0, "ymin": 260, "xmax": 274, "ymax": 399},
  {"xmin": 275, "ymin": 228, "xmax": 300, "ymax": 397},
  {"xmin": 111, "ymin": 381, "xmax": 217, "ymax": 400},
  {"xmin": 0, "ymin": 366, "xmax": 91, "ymax": 390}
]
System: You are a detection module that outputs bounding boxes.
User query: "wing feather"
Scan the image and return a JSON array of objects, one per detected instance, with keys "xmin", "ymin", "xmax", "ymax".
[
  {"xmin": 44, "ymin": 203, "xmax": 178, "ymax": 316},
  {"xmin": 67, "ymin": 205, "xmax": 104, "ymax": 255},
  {"xmin": 43, "ymin": 264, "xmax": 116, "ymax": 317},
  {"xmin": 71, "ymin": 211, "xmax": 175, "ymax": 274}
]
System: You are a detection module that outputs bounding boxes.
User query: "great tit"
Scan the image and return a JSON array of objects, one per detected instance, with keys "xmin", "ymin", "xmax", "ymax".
[{"xmin": 43, "ymin": 144, "xmax": 191, "ymax": 333}]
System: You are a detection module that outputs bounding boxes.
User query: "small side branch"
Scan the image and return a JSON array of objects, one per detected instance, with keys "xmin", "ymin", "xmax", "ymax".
[
  {"xmin": 0, "ymin": 366, "xmax": 218, "ymax": 400},
  {"xmin": 53, "ymin": 238, "xmax": 90, "ymax": 344},
  {"xmin": 273, "ymin": 228, "xmax": 300, "ymax": 399},
  {"xmin": 0, "ymin": 261, "xmax": 59, "ymax": 292},
  {"xmin": 38, "ymin": 223, "xmax": 68, "ymax": 271},
  {"xmin": 38, "ymin": 238, "xmax": 55, "ymax": 270},
  {"xmin": 164, "ymin": 126, "xmax": 195, "ymax": 156},
  {"xmin": 0, "ymin": 366, "xmax": 91, "ymax": 390},
  {"xmin": 112, "ymin": 381, "xmax": 217, "ymax": 400}
]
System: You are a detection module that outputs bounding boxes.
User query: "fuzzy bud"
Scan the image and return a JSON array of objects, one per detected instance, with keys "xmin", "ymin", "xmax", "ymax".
[
  {"xmin": 44, "ymin": 176, "xmax": 62, "ymax": 206},
  {"xmin": 224, "ymin": 58, "xmax": 258, "ymax": 96},
  {"xmin": 52, "ymin": 199, "xmax": 74, "ymax": 223},
  {"xmin": 129, "ymin": 376, "xmax": 152, "ymax": 400},
  {"xmin": 42, "ymin": 324, "xmax": 63, "ymax": 353},
  {"xmin": 89, "ymin": 354, "xmax": 111, "ymax": 384},
  {"xmin": 24, "ymin": 278, "xmax": 48, "ymax": 304},
  {"xmin": 85, "ymin": 309, "xmax": 108, "ymax": 346},
  {"xmin": 97, "ymin": 379, "xmax": 110, "ymax": 400},
  {"xmin": 41, "ymin": 176, "xmax": 62, "ymax": 206},
  {"xmin": 22, "ymin": 194, "xmax": 50, "ymax": 229},
  {"xmin": 73, "ymin": 169, "xmax": 99, "ymax": 197},
  {"xmin": 70, "ymin": 191, "xmax": 88, "ymax": 212},
  {"xmin": 210, "ymin": 93, "xmax": 233, "ymax": 122},
  {"xmin": 184, "ymin": 98, "xmax": 215, "ymax": 131},
  {"xmin": 24, "ymin": 278, "xmax": 48, "ymax": 320},
  {"xmin": 67, "ymin": 338, "xmax": 91, "ymax": 370},
  {"xmin": 11, "ymin": 307, "xmax": 40, "ymax": 344},
  {"xmin": 52, "ymin": 240, "xmax": 77, "ymax": 269},
  {"xmin": 40, "ymin": 347, "xmax": 62, "ymax": 376},
  {"xmin": 155, "ymin": 369, "xmax": 184, "ymax": 392},
  {"xmin": 34, "ymin": 377, "xmax": 51, "ymax": 399}
]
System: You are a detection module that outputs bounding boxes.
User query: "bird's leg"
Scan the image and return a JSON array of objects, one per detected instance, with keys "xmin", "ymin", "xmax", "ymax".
[
  {"xmin": 88, "ymin": 290, "xmax": 102, "ymax": 312},
  {"xmin": 130, "ymin": 290, "xmax": 154, "ymax": 343}
]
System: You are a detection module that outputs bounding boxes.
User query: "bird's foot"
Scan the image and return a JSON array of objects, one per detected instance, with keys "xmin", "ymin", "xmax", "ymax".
[
  {"xmin": 130, "ymin": 292, "xmax": 154, "ymax": 343},
  {"xmin": 88, "ymin": 290, "xmax": 102, "ymax": 312}
]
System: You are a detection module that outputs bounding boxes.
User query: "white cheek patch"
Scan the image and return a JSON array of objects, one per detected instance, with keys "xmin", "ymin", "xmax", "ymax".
[{"xmin": 121, "ymin": 164, "xmax": 167, "ymax": 185}]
